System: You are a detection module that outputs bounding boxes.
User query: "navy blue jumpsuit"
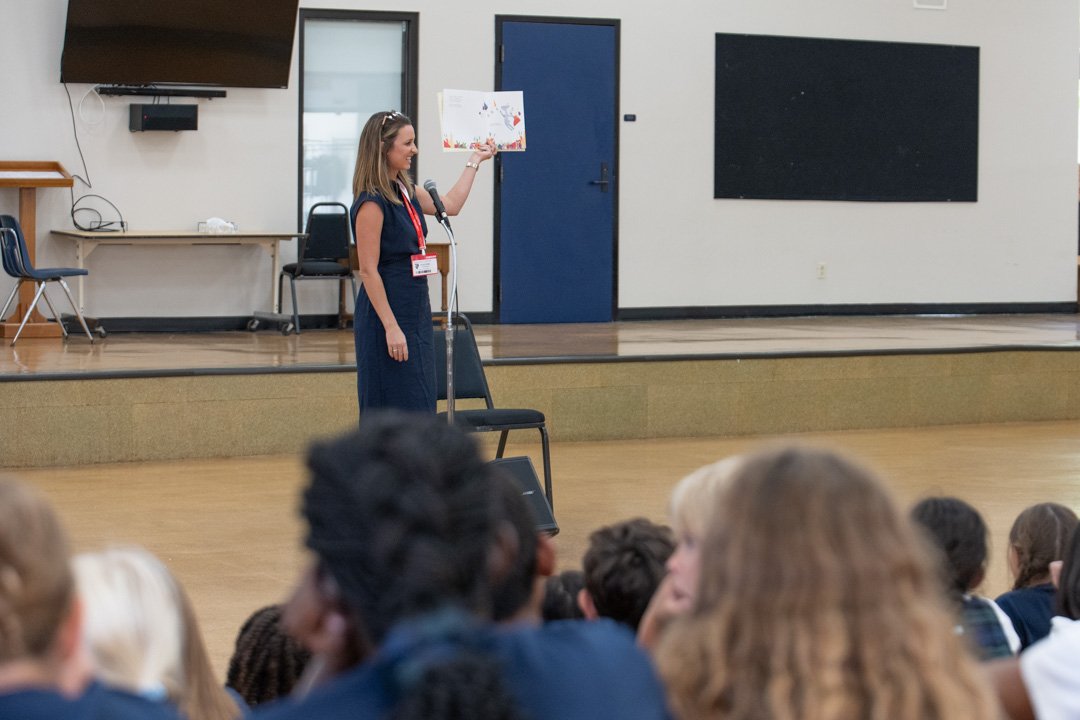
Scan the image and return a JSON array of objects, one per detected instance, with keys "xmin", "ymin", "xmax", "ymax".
[{"xmin": 351, "ymin": 190, "xmax": 435, "ymax": 415}]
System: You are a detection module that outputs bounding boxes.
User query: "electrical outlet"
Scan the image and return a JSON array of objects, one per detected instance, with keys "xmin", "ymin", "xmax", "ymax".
[{"xmin": 817, "ymin": 262, "xmax": 827, "ymax": 280}]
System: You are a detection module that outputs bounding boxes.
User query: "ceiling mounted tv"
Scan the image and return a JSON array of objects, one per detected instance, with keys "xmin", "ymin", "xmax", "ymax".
[
  {"xmin": 60, "ymin": 0, "xmax": 301, "ymax": 88},
  {"xmin": 714, "ymin": 33, "xmax": 979, "ymax": 202}
]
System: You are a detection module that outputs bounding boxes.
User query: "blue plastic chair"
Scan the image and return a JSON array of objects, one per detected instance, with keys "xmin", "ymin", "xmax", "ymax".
[{"xmin": 0, "ymin": 215, "xmax": 94, "ymax": 345}]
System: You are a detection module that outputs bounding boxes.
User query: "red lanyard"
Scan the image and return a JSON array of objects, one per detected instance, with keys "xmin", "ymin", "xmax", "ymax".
[{"xmin": 398, "ymin": 182, "xmax": 426, "ymax": 253}]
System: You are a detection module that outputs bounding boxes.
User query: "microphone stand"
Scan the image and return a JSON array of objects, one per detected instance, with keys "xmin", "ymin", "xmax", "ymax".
[{"xmin": 434, "ymin": 214, "xmax": 457, "ymax": 424}]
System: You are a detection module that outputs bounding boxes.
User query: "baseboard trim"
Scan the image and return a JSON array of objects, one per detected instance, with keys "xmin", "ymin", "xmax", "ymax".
[
  {"xmin": 616, "ymin": 302, "xmax": 1077, "ymax": 321},
  {"xmin": 85, "ymin": 304, "xmax": 1077, "ymax": 332},
  {"xmin": 95, "ymin": 315, "xmax": 347, "ymax": 333},
  {"xmin": 94, "ymin": 311, "xmax": 497, "ymax": 333}
]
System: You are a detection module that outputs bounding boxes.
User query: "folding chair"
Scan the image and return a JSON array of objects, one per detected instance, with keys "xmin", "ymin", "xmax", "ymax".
[
  {"xmin": 0, "ymin": 215, "xmax": 93, "ymax": 346},
  {"xmin": 279, "ymin": 202, "xmax": 356, "ymax": 334},
  {"xmin": 434, "ymin": 313, "xmax": 554, "ymax": 509}
]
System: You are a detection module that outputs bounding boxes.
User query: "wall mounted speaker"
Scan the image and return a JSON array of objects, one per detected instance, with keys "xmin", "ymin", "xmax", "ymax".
[{"xmin": 129, "ymin": 104, "xmax": 198, "ymax": 132}]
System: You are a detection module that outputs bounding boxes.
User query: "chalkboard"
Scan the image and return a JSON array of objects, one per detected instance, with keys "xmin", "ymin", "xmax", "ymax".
[{"xmin": 714, "ymin": 34, "xmax": 979, "ymax": 202}]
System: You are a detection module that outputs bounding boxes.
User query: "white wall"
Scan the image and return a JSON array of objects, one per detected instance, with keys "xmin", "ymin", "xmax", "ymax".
[{"xmin": 2, "ymin": 0, "xmax": 1076, "ymax": 320}]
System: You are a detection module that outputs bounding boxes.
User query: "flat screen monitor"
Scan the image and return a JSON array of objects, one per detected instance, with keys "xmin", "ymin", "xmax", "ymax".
[
  {"xmin": 60, "ymin": 0, "xmax": 300, "ymax": 88},
  {"xmin": 714, "ymin": 33, "xmax": 979, "ymax": 202}
]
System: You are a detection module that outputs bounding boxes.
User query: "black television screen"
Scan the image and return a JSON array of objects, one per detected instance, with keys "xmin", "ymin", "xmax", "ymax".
[
  {"xmin": 60, "ymin": 0, "xmax": 300, "ymax": 88},
  {"xmin": 714, "ymin": 34, "xmax": 979, "ymax": 202}
]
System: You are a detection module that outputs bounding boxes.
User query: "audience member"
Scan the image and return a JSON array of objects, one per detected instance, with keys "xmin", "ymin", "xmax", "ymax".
[
  {"xmin": 74, "ymin": 546, "xmax": 243, "ymax": 720},
  {"xmin": 280, "ymin": 562, "xmax": 365, "ymax": 698},
  {"xmin": 578, "ymin": 518, "xmax": 674, "ymax": 631},
  {"xmin": 657, "ymin": 445, "xmax": 999, "ymax": 720},
  {"xmin": 255, "ymin": 411, "xmax": 670, "ymax": 720},
  {"xmin": 1055, "ymin": 525, "xmax": 1080, "ymax": 621},
  {"xmin": 488, "ymin": 467, "xmax": 556, "ymax": 625},
  {"xmin": 638, "ymin": 455, "xmax": 741, "ymax": 650},
  {"xmin": 992, "ymin": 625, "xmax": 1080, "ymax": 720},
  {"xmin": 990, "ymin": 524, "xmax": 1080, "ymax": 719},
  {"xmin": 226, "ymin": 605, "xmax": 310, "ymax": 708},
  {"xmin": 910, "ymin": 496, "xmax": 1019, "ymax": 659},
  {"xmin": 0, "ymin": 478, "xmax": 178, "ymax": 720},
  {"xmin": 996, "ymin": 502, "xmax": 1078, "ymax": 650},
  {"xmin": 541, "ymin": 570, "xmax": 586, "ymax": 622}
]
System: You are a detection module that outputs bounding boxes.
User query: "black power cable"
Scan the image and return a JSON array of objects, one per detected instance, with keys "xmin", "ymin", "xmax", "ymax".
[{"xmin": 63, "ymin": 83, "xmax": 127, "ymax": 232}]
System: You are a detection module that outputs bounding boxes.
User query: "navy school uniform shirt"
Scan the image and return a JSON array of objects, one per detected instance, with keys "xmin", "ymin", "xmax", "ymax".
[
  {"xmin": 996, "ymin": 583, "xmax": 1056, "ymax": 651},
  {"xmin": 0, "ymin": 680, "xmax": 182, "ymax": 720},
  {"xmin": 255, "ymin": 618, "xmax": 672, "ymax": 720}
]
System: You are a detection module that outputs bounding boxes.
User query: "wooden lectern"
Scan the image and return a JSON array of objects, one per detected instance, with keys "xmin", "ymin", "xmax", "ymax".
[{"xmin": 0, "ymin": 161, "xmax": 74, "ymax": 338}]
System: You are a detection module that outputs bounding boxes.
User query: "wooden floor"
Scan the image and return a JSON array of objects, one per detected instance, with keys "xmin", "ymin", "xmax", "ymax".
[
  {"xmin": 14, "ymin": 419, "xmax": 1080, "ymax": 679},
  {"xmin": 6, "ymin": 314, "xmax": 1080, "ymax": 679},
  {"xmin": 2, "ymin": 313, "xmax": 1080, "ymax": 378}
]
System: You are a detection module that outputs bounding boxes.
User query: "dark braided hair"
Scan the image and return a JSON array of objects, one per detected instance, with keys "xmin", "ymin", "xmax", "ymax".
[
  {"xmin": 488, "ymin": 468, "xmax": 541, "ymax": 622},
  {"xmin": 225, "ymin": 605, "xmax": 311, "ymax": 707},
  {"xmin": 1008, "ymin": 502, "xmax": 1078, "ymax": 590},
  {"xmin": 302, "ymin": 411, "xmax": 526, "ymax": 720}
]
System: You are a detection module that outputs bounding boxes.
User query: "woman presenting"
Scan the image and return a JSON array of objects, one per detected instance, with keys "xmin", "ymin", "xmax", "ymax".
[{"xmin": 350, "ymin": 110, "xmax": 495, "ymax": 414}]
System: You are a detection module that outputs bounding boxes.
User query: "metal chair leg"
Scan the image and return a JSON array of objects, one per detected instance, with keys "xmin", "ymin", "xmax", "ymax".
[
  {"xmin": 57, "ymin": 278, "xmax": 94, "ymax": 343},
  {"xmin": 496, "ymin": 430, "xmax": 510, "ymax": 458},
  {"xmin": 289, "ymin": 276, "xmax": 301, "ymax": 334},
  {"xmin": 539, "ymin": 425, "xmax": 553, "ymax": 511},
  {"xmin": 0, "ymin": 280, "xmax": 21, "ymax": 321},
  {"xmin": 38, "ymin": 286, "xmax": 68, "ymax": 339},
  {"xmin": 12, "ymin": 282, "xmax": 48, "ymax": 346},
  {"xmin": 337, "ymin": 278, "xmax": 346, "ymax": 328}
]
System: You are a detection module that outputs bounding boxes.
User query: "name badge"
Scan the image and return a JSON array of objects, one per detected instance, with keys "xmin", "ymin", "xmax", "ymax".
[{"xmin": 411, "ymin": 253, "xmax": 439, "ymax": 277}]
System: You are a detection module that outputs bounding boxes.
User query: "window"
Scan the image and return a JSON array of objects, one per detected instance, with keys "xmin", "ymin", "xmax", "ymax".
[{"xmin": 298, "ymin": 10, "xmax": 418, "ymax": 225}]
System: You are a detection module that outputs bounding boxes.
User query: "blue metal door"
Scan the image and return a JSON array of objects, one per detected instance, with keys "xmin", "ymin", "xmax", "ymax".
[{"xmin": 496, "ymin": 19, "xmax": 618, "ymax": 323}]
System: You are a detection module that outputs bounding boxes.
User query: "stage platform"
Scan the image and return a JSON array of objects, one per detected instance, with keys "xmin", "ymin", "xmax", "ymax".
[{"xmin": 4, "ymin": 313, "xmax": 1080, "ymax": 467}]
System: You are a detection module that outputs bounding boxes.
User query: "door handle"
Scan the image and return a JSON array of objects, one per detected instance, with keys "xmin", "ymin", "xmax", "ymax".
[{"xmin": 588, "ymin": 162, "xmax": 610, "ymax": 193}]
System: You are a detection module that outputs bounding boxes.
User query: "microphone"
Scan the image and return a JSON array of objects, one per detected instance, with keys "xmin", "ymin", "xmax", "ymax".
[{"xmin": 423, "ymin": 179, "xmax": 450, "ymax": 224}]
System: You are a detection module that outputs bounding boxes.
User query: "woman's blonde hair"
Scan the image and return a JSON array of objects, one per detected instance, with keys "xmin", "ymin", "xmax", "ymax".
[
  {"xmin": 75, "ymin": 547, "xmax": 240, "ymax": 720},
  {"xmin": 657, "ymin": 445, "xmax": 999, "ymax": 720},
  {"xmin": 668, "ymin": 455, "xmax": 741, "ymax": 540},
  {"xmin": 351, "ymin": 110, "xmax": 414, "ymax": 205},
  {"xmin": 0, "ymin": 478, "xmax": 73, "ymax": 663}
]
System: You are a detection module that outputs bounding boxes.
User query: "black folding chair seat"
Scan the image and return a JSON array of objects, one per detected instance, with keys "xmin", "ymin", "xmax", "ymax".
[
  {"xmin": 450, "ymin": 407, "xmax": 547, "ymax": 430},
  {"xmin": 282, "ymin": 259, "xmax": 351, "ymax": 276}
]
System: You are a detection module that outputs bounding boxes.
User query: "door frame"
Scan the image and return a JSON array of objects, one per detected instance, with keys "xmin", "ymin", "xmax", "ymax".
[{"xmin": 493, "ymin": 15, "xmax": 621, "ymax": 323}]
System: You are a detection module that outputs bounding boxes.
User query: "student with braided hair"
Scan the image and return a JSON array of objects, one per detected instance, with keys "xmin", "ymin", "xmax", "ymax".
[
  {"xmin": 0, "ymin": 478, "xmax": 178, "ymax": 720},
  {"xmin": 256, "ymin": 411, "xmax": 670, "ymax": 720},
  {"xmin": 226, "ymin": 605, "xmax": 310, "ymax": 707},
  {"xmin": 995, "ymin": 502, "xmax": 1079, "ymax": 650}
]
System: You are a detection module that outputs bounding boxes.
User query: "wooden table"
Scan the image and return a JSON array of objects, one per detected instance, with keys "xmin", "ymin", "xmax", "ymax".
[
  {"xmin": 339, "ymin": 240, "xmax": 451, "ymax": 329},
  {"xmin": 51, "ymin": 229, "xmax": 306, "ymax": 317},
  {"xmin": 0, "ymin": 161, "xmax": 73, "ymax": 338},
  {"xmin": 429, "ymin": 240, "xmax": 451, "ymax": 311}
]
